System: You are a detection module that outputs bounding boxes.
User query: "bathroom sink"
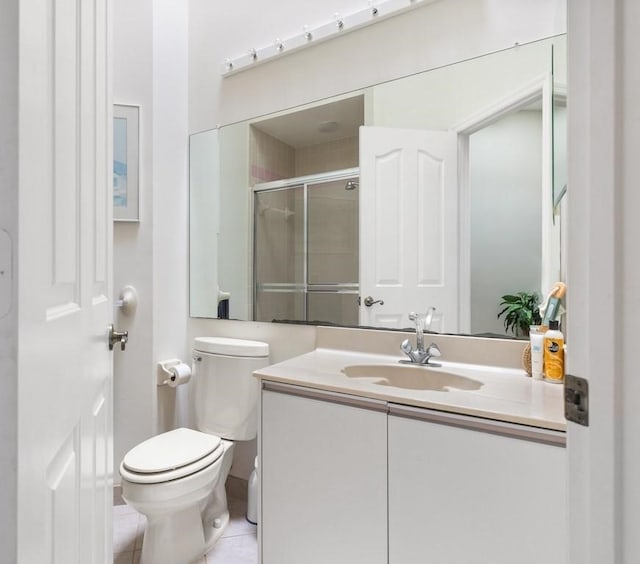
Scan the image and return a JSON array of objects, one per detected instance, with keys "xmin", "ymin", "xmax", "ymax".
[{"xmin": 341, "ymin": 363, "xmax": 483, "ymax": 391}]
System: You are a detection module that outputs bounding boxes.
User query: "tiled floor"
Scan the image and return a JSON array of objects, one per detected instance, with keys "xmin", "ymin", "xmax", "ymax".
[{"xmin": 113, "ymin": 490, "xmax": 257, "ymax": 564}]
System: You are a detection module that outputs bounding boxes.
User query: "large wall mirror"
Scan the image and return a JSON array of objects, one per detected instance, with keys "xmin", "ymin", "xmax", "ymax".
[{"xmin": 190, "ymin": 34, "xmax": 567, "ymax": 337}]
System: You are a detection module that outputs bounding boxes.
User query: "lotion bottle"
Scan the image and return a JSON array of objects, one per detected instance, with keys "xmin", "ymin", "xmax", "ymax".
[
  {"xmin": 529, "ymin": 325, "xmax": 546, "ymax": 380},
  {"xmin": 543, "ymin": 320, "xmax": 565, "ymax": 383}
]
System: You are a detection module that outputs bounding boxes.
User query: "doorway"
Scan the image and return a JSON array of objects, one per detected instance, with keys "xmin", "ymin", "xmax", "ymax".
[
  {"xmin": 468, "ymin": 108, "xmax": 543, "ymax": 334},
  {"xmin": 456, "ymin": 73, "xmax": 560, "ymax": 334}
]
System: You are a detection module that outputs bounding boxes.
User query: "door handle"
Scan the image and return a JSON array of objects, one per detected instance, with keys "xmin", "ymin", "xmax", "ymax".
[
  {"xmin": 108, "ymin": 324, "xmax": 129, "ymax": 351},
  {"xmin": 362, "ymin": 296, "xmax": 384, "ymax": 307}
]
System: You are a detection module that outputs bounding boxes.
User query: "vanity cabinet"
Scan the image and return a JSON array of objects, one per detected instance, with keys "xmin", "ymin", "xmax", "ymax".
[
  {"xmin": 260, "ymin": 382, "xmax": 566, "ymax": 564},
  {"xmin": 260, "ymin": 382, "xmax": 388, "ymax": 564},
  {"xmin": 388, "ymin": 404, "xmax": 566, "ymax": 564}
]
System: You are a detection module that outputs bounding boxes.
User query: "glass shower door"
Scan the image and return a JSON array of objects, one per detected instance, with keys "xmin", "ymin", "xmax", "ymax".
[
  {"xmin": 254, "ymin": 172, "xmax": 360, "ymax": 325},
  {"xmin": 254, "ymin": 186, "xmax": 305, "ymax": 322},
  {"xmin": 306, "ymin": 177, "xmax": 359, "ymax": 325}
]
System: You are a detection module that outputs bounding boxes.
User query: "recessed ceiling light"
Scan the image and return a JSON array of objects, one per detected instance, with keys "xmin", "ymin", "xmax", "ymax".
[{"xmin": 317, "ymin": 120, "xmax": 339, "ymax": 133}]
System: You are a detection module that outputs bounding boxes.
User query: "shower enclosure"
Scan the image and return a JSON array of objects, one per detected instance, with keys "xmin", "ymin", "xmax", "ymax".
[{"xmin": 253, "ymin": 169, "xmax": 359, "ymax": 325}]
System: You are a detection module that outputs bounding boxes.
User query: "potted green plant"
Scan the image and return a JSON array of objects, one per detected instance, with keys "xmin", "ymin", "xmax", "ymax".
[{"xmin": 497, "ymin": 292, "xmax": 542, "ymax": 337}]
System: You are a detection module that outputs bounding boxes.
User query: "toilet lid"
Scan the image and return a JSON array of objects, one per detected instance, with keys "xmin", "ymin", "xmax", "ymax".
[
  {"xmin": 122, "ymin": 427, "xmax": 222, "ymax": 474},
  {"xmin": 119, "ymin": 443, "xmax": 224, "ymax": 485},
  {"xmin": 193, "ymin": 336, "xmax": 269, "ymax": 357}
]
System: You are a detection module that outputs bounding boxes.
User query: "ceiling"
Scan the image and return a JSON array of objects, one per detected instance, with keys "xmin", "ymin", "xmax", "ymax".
[{"xmin": 252, "ymin": 94, "xmax": 364, "ymax": 149}]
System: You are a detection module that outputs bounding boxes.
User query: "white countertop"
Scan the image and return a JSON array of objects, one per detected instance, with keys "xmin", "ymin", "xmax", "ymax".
[{"xmin": 255, "ymin": 347, "xmax": 567, "ymax": 431}]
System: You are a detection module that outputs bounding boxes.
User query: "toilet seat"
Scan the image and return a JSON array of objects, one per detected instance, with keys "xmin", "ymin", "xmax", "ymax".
[
  {"xmin": 120, "ymin": 428, "xmax": 223, "ymax": 484},
  {"xmin": 194, "ymin": 336, "xmax": 269, "ymax": 357}
]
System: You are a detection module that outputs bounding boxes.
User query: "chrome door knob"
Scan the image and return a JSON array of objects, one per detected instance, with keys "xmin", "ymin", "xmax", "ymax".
[
  {"xmin": 362, "ymin": 296, "xmax": 384, "ymax": 307},
  {"xmin": 108, "ymin": 324, "xmax": 129, "ymax": 351}
]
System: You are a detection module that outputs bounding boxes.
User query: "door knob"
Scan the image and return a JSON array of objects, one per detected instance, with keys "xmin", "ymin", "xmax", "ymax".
[
  {"xmin": 108, "ymin": 324, "xmax": 129, "ymax": 351},
  {"xmin": 362, "ymin": 296, "xmax": 384, "ymax": 307}
]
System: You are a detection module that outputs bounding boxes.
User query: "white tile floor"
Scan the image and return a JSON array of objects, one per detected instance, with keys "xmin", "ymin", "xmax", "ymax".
[{"xmin": 113, "ymin": 492, "xmax": 257, "ymax": 564}]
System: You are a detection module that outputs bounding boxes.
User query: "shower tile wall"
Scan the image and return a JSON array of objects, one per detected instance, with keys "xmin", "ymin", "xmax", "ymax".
[
  {"xmin": 250, "ymin": 127, "xmax": 295, "ymax": 185},
  {"xmin": 295, "ymin": 136, "xmax": 359, "ymax": 177}
]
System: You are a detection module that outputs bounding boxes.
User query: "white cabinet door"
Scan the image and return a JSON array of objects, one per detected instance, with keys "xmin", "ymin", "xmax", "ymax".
[
  {"xmin": 388, "ymin": 406, "xmax": 567, "ymax": 564},
  {"xmin": 261, "ymin": 384, "xmax": 387, "ymax": 564}
]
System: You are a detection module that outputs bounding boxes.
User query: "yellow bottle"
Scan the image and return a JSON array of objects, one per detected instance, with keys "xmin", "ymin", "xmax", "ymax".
[{"xmin": 543, "ymin": 320, "xmax": 565, "ymax": 383}]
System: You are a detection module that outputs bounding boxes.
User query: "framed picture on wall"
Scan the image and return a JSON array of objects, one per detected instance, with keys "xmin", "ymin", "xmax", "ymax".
[{"xmin": 113, "ymin": 104, "xmax": 140, "ymax": 221}]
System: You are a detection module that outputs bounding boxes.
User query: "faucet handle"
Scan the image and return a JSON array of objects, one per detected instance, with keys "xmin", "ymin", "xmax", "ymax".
[
  {"xmin": 400, "ymin": 339, "xmax": 413, "ymax": 354},
  {"xmin": 426, "ymin": 342, "xmax": 441, "ymax": 357}
]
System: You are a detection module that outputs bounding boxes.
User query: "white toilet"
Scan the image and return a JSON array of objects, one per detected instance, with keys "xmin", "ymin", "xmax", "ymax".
[{"xmin": 119, "ymin": 337, "xmax": 269, "ymax": 564}]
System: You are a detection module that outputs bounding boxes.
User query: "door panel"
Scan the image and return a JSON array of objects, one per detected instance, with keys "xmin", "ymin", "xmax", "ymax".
[
  {"xmin": 417, "ymin": 149, "xmax": 444, "ymax": 285},
  {"xmin": 18, "ymin": 0, "xmax": 113, "ymax": 562},
  {"xmin": 359, "ymin": 126, "xmax": 458, "ymax": 331},
  {"xmin": 46, "ymin": 430, "xmax": 79, "ymax": 564},
  {"xmin": 373, "ymin": 150, "xmax": 403, "ymax": 286}
]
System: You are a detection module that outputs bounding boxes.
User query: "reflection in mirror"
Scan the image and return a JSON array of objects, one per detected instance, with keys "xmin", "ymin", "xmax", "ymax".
[
  {"xmin": 469, "ymin": 106, "xmax": 543, "ymax": 335},
  {"xmin": 552, "ymin": 40, "xmax": 568, "ymax": 208},
  {"xmin": 189, "ymin": 129, "xmax": 220, "ymax": 318},
  {"xmin": 254, "ymin": 171, "xmax": 359, "ymax": 325},
  {"xmin": 190, "ymin": 35, "xmax": 567, "ymax": 338}
]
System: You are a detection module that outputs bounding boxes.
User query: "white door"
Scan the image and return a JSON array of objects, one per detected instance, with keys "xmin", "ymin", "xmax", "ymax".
[
  {"xmin": 567, "ymin": 2, "xmax": 636, "ymax": 563},
  {"xmin": 18, "ymin": 1, "xmax": 113, "ymax": 563},
  {"xmin": 359, "ymin": 126, "xmax": 458, "ymax": 331}
]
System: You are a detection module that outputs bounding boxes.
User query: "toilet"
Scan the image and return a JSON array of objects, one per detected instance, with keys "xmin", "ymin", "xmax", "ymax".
[{"xmin": 119, "ymin": 337, "xmax": 269, "ymax": 564}]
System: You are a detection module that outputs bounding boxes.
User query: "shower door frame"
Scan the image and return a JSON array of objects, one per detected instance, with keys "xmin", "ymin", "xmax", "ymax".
[{"xmin": 252, "ymin": 167, "xmax": 360, "ymax": 323}]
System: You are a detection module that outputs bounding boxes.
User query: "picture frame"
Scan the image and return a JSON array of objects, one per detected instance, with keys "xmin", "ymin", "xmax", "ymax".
[{"xmin": 113, "ymin": 104, "xmax": 140, "ymax": 222}]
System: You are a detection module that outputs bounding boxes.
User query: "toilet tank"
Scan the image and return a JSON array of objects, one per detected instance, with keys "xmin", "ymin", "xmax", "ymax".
[{"xmin": 192, "ymin": 337, "xmax": 270, "ymax": 441}]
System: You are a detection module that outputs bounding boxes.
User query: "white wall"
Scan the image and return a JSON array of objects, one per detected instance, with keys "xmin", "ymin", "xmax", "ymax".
[
  {"xmin": 113, "ymin": 0, "xmax": 156, "ymax": 480},
  {"xmin": 370, "ymin": 37, "xmax": 560, "ymax": 130},
  {"xmin": 152, "ymin": 0, "xmax": 190, "ymax": 434},
  {"xmin": 189, "ymin": 0, "xmax": 566, "ymax": 130},
  {"xmin": 112, "ymin": 0, "xmax": 189, "ymax": 479},
  {"xmin": 0, "ymin": 0, "xmax": 18, "ymax": 558}
]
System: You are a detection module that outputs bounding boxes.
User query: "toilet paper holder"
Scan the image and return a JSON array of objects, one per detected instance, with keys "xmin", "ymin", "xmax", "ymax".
[{"xmin": 157, "ymin": 359, "xmax": 190, "ymax": 387}]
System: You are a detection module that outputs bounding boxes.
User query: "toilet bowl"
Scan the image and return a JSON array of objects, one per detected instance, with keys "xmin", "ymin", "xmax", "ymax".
[{"xmin": 119, "ymin": 337, "xmax": 269, "ymax": 564}]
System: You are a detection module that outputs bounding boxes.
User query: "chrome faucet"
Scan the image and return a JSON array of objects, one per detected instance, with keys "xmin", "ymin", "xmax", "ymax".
[{"xmin": 400, "ymin": 307, "xmax": 441, "ymax": 366}]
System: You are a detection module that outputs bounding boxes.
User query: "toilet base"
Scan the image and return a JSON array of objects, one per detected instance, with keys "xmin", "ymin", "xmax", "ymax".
[
  {"xmin": 123, "ymin": 441, "xmax": 235, "ymax": 564},
  {"xmin": 140, "ymin": 506, "xmax": 230, "ymax": 564}
]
